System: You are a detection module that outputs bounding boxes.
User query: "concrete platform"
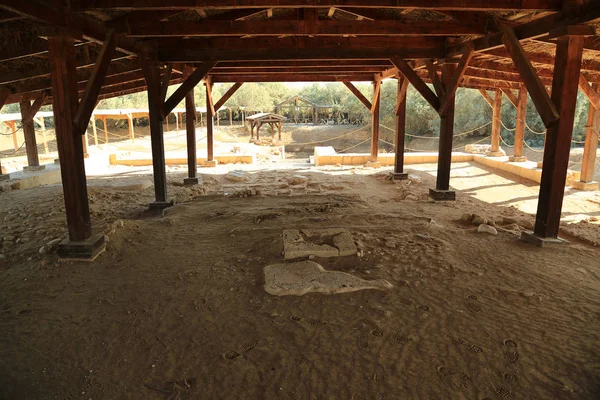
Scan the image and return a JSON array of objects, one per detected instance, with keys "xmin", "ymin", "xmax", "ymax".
[
  {"xmin": 572, "ymin": 181, "xmax": 599, "ymax": 191},
  {"xmin": 149, "ymin": 199, "xmax": 175, "ymax": 211},
  {"xmin": 109, "ymin": 153, "xmax": 253, "ymax": 167},
  {"xmin": 0, "ymin": 164, "xmax": 61, "ymax": 190},
  {"xmin": 520, "ymin": 231, "xmax": 569, "ymax": 247},
  {"xmin": 58, "ymin": 234, "xmax": 106, "ymax": 261},
  {"xmin": 429, "ymin": 188, "xmax": 456, "ymax": 201}
]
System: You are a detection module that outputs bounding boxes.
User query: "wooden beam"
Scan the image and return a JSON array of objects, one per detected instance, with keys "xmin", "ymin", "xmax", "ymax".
[
  {"xmin": 534, "ymin": 35, "xmax": 585, "ymax": 238},
  {"xmin": 20, "ymin": 100, "xmax": 40, "ymax": 167},
  {"xmin": 394, "ymin": 76, "xmax": 408, "ymax": 175},
  {"xmin": 205, "ymin": 78, "xmax": 215, "ymax": 161},
  {"xmin": 371, "ymin": 80, "xmax": 381, "ymax": 115},
  {"xmin": 580, "ymin": 83, "xmax": 599, "ymax": 183},
  {"xmin": 501, "ymin": 25, "xmax": 559, "ymax": 128},
  {"xmin": 438, "ymin": 45, "xmax": 474, "ymax": 115},
  {"xmin": 0, "ymin": 87, "xmax": 11, "ymax": 111},
  {"xmin": 21, "ymin": 91, "xmax": 48, "ymax": 123},
  {"xmin": 513, "ymin": 85, "xmax": 528, "ymax": 159},
  {"xmin": 163, "ymin": 62, "xmax": 215, "ymax": 116},
  {"xmin": 490, "ymin": 89, "xmax": 502, "ymax": 153},
  {"xmin": 500, "ymin": 88, "xmax": 519, "ymax": 108},
  {"xmin": 579, "ymin": 75, "xmax": 600, "ymax": 111},
  {"xmin": 424, "ymin": 60, "xmax": 444, "ymax": 98},
  {"xmin": 160, "ymin": 64, "xmax": 173, "ymax": 105},
  {"xmin": 130, "ymin": 19, "xmax": 484, "ymax": 37},
  {"xmin": 159, "ymin": 47, "xmax": 443, "ymax": 62},
  {"xmin": 78, "ymin": 1, "xmax": 563, "ymax": 11},
  {"xmin": 142, "ymin": 60, "xmax": 170, "ymax": 207},
  {"xmin": 73, "ymin": 30, "xmax": 117, "ymax": 136},
  {"xmin": 47, "ymin": 33, "xmax": 92, "ymax": 242},
  {"xmin": 435, "ymin": 63, "xmax": 457, "ymax": 193},
  {"xmin": 185, "ymin": 73, "xmax": 197, "ymax": 181},
  {"xmin": 478, "ymin": 89, "xmax": 494, "ymax": 107},
  {"xmin": 391, "ymin": 56, "xmax": 440, "ymax": 111},
  {"xmin": 342, "ymin": 81, "xmax": 372, "ymax": 111},
  {"xmin": 213, "ymin": 82, "xmax": 243, "ymax": 112},
  {"xmin": 212, "ymin": 74, "xmax": 375, "ymax": 82}
]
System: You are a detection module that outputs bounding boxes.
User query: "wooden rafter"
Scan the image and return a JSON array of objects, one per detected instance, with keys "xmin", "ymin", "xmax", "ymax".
[
  {"xmin": 579, "ymin": 75, "xmax": 600, "ymax": 111},
  {"xmin": 163, "ymin": 62, "xmax": 216, "ymax": 116},
  {"xmin": 371, "ymin": 80, "xmax": 381, "ymax": 115},
  {"xmin": 500, "ymin": 88, "xmax": 519, "ymax": 108},
  {"xmin": 391, "ymin": 56, "xmax": 440, "ymax": 111},
  {"xmin": 21, "ymin": 91, "xmax": 48, "ymax": 123},
  {"xmin": 395, "ymin": 76, "xmax": 409, "ymax": 115},
  {"xmin": 438, "ymin": 45, "xmax": 474, "ymax": 115},
  {"xmin": 501, "ymin": 24, "xmax": 559, "ymax": 127},
  {"xmin": 478, "ymin": 89, "xmax": 494, "ymax": 107},
  {"xmin": 205, "ymin": 77, "xmax": 215, "ymax": 115},
  {"xmin": 74, "ymin": 30, "xmax": 117, "ymax": 136},
  {"xmin": 342, "ymin": 81, "xmax": 372, "ymax": 111},
  {"xmin": 424, "ymin": 60, "xmax": 444, "ymax": 98},
  {"xmin": 159, "ymin": 64, "xmax": 173, "ymax": 105},
  {"xmin": 0, "ymin": 87, "xmax": 9, "ymax": 111},
  {"xmin": 213, "ymin": 82, "xmax": 243, "ymax": 111}
]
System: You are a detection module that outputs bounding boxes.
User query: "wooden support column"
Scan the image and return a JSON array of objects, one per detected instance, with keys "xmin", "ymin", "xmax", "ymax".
[
  {"xmin": 184, "ymin": 81, "xmax": 198, "ymax": 184},
  {"xmin": 91, "ymin": 116, "xmax": 98, "ymax": 146},
  {"xmin": 430, "ymin": 64, "xmax": 457, "ymax": 201},
  {"xmin": 39, "ymin": 117, "xmax": 49, "ymax": 154},
  {"xmin": 205, "ymin": 79, "xmax": 216, "ymax": 165},
  {"xmin": 8, "ymin": 121, "xmax": 18, "ymax": 151},
  {"xmin": 48, "ymin": 32, "xmax": 104, "ymax": 258},
  {"xmin": 142, "ymin": 60, "xmax": 172, "ymax": 210},
  {"xmin": 20, "ymin": 100, "xmax": 41, "ymax": 169},
  {"xmin": 127, "ymin": 114, "xmax": 135, "ymax": 142},
  {"xmin": 229, "ymin": 108, "xmax": 233, "ymax": 126},
  {"xmin": 256, "ymin": 122, "xmax": 262, "ymax": 140},
  {"xmin": 101, "ymin": 116, "xmax": 108, "ymax": 144},
  {"xmin": 487, "ymin": 89, "xmax": 504, "ymax": 156},
  {"xmin": 370, "ymin": 81, "xmax": 380, "ymax": 163},
  {"xmin": 393, "ymin": 76, "xmax": 409, "ymax": 180},
  {"xmin": 573, "ymin": 82, "xmax": 599, "ymax": 191},
  {"xmin": 509, "ymin": 85, "xmax": 528, "ymax": 162},
  {"xmin": 277, "ymin": 122, "xmax": 282, "ymax": 141},
  {"xmin": 82, "ymin": 131, "xmax": 89, "ymax": 158},
  {"xmin": 523, "ymin": 35, "xmax": 585, "ymax": 243}
]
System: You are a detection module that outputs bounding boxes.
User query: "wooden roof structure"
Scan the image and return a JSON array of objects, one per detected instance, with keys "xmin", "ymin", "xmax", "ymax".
[
  {"xmin": 246, "ymin": 112, "xmax": 286, "ymax": 122},
  {"xmin": 275, "ymin": 96, "xmax": 336, "ymax": 109},
  {"xmin": 0, "ymin": 1, "xmax": 599, "ymax": 256}
]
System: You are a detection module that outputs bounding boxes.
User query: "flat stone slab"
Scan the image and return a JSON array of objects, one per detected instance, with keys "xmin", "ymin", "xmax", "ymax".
[
  {"xmin": 283, "ymin": 228, "xmax": 358, "ymax": 259},
  {"xmin": 264, "ymin": 260, "xmax": 392, "ymax": 296}
]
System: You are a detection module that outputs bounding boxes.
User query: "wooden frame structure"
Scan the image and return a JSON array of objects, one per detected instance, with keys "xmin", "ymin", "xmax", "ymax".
[
  {"xmin": 246, "ymin": 113, "xmax": 286, "ymax": 141},
  {"xmin": 1, "ymin": 1, "xmax": 599, "ymax": 255},
  {"xmin": 275, "ymin": 95, "xmax": 336, "ymax": 124}
]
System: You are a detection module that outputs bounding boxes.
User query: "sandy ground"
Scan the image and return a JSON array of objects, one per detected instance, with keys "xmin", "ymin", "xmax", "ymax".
[{"xmin": 0, "ymin": 153, "xmax": 599, "ymax": 399}]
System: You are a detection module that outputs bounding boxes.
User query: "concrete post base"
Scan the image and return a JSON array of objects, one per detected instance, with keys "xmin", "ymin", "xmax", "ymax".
[
  {"xmin": 183, "ymin": 177, "xmax": 200, "ymax": 185},
  {"xmin": 485, "ymin": 151, "xmax": 505, "ymax": 157},
  {"xmin": 0, "ymin": 174, "xmax": 10, "ymax": 181},
  {"xmin": 392, "ymin": 172, "xmax": 409, "ymax": 180},
  {"xmin": 520, "ymin": 230, "xmax": 569, "ymax": 247},
  {"xmin": 204, "ymin": 160, "xmax": 218, "ymax": 167},
  {"xmin": 149, "ymin": 199, "xmax": 174, "ymax": 211},
  {"xmin": 23, "ymin": 165, "xmax": 46, "ymax": 172},
  {"xmin": 429, "ymin": 188, "xmax": 456, "ymax": 201},
  {"xmin": 58, "ymin": 233, "xmax": 106, "ymax": 261},
  {"xmin": 508, "ymin": 156, "xmax": 528, "ymax": 162},
  {"xmin": 571, "ymin": 181, "xmax": 599, "ymax": 191},
  {"xmin": 365, "ymin": 161, "xmax": 381, "ymax": 168}
]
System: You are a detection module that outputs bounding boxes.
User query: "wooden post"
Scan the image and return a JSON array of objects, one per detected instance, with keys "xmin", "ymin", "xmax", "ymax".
[
  {"xmin": 525, "ymin": 35, "xmax": 585, "ymax": 242},
  {"xmin": 257, "ymin": 122, "xmax": 262, "ymax": 140},
  {"xmin": 313, "ymin": 107, "xmax": 317, "ymax": 125},
  {"xmin": 430, "ymin": 63, "xmax": 457, "ymax": 201},
  {"xmin": 206, "ymin": 81, "xmax": 215, "ymax": 162},
  {"xmin": 20, "ymin": 100, "xmax": 40, "ymax": 168},
  {"xmin": 127, "ymin": 114, "xmax": 135, "ymax": 143},
  {"xmin": 101, "ymin": 116, "xmax": 108, "ymax": 144},
  {"xmin": 216, "ymin": 110, "xmax": 220, "ymax": 127},
  {"xmin": 184, "ymin": 83, "xmax": 198, "ymax": 184},
  {"xmin": 91, "ymin": 116, "xmax": 98, "ymax": 146},
  {"xmin": 166, "ymin": 114, "xmax": 170, "ymax": 132},
  {"xmin": 573, "ymin": 82, "xmax": 599, "ymax": 190},
  {"xmin": 370, "ymin": 81, "xmax": 380, "ymax": 163},
  {"xmin": 393, "ymin": 77, "xmax": 408, "ymax": 179},
  {"xmin": 229, "ymin": 108, "xmax": 233, "ymax": 126},
  {"xmin": 48, "ymin": 33, "xmax": 104, "ymax": 257},
  {"xmin": 250, "ymin": 120, "xmax": 255, "ymax": 139},
  {"xmin": 39, "ymin": 117, "xmax": 48, "ymax": 154},
  {"xmin": 82, "ymin": 131, "xmax": 89, "ymax": 158},
  {"xmin": 199, "ymin": 110, "xmax": 203, "ymax": 127},
  {"xmin": 142, "ymin": 60, "xmax": 172, "ymax": 210},
  {"xmin": 510, "ymin": 85, "xmax": 528, "ymax": 162},
  {"xmin": 277, "ymin": 122, "xmax": 282, "ymax": 141},
  {"xmin": 489, "ymin": 89, "xmax": 503, "ymax": 156},
  {"xmin": 8, "ymin": 121, "xmax": 18, "ymax": 151}
]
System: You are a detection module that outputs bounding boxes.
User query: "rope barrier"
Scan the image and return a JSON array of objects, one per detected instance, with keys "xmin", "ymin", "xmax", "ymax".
[
  {"xmin": 499, "ymin": 134, "xmax": 514, "ymax": 148},
  {"xmin": 500, "ymin": 120, "xmax": 516, "ymax": 131},
  {"xmin": 0, "ymin": 127, "xmax": 22, "ymax": 136},
  {"xmin": 337, "ymin": 138, "xmax": 371, "ymax": 153},
  {"xmin": 523, "ymin": 140, "xmax": 545, "ymax": 153},
  {"xmin": 452, "ymin": 135, "xmax": 490, "ymax": 150},
  {"xmin": 380, "ymin": 121, "xmax": 491, "ymax": 138},
  {"xmin": 291, "ymin": 125, "xmax": 368, "ymax": 146},
  {"xmin": 526, "ymin": 122, "xmax": 546, "ymax": 135}
]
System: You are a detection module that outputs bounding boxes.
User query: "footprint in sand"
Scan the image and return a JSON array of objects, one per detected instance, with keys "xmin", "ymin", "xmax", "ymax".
[
  {"xmin": 398, "ymin": 297, "xmax": 413, "ymax": 307},
  {"xmin": 417, "ymin": 304, "xmax": 429, "ymax": 312},
  {"xmin": 503, "ymin": 373, "xmax": 518, "ymax": 383},
  {"xmin": 290, "ymin": 315, "xmax": 302, "ymax": 322},
  {"xmin": 502, "ymin": 339, "xmax": 519, "ymax": 364},
  {"xmin": 357, "ymin": 333, "xmax": 369, "ymax": 349},
  {"xmin": 392, "ymin": 332, "xmax": 413, "ymax": 345},
  {"xmin": 243, "ymin": 340, "xmax": 258, "ymax": 353},
  {"xmin": 437, "ymin": 366, "xmax": 470, "ymax": 391},
  {"xmin": 373, "ymin": 364, "xmax": 386, "ymax": 382},
  {"xmin": 466, "ymin": 295, "xmax": 482, "ymax": 313},
  {"xmin": 224, "ymin": 351, "xmax": 240, "ymax": 360},
  {"xmin": 370, "ymin": 329, "xmax": 384, "ymax": 337},
  {"xmin": 493, "ymin": 385, "xmax": 514, "ymax": 398}
]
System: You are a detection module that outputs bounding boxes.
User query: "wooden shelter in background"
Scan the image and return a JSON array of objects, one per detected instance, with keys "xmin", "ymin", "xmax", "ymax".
[
  {"xmin": 0, "ymin": 1, "xmax": 599, "ymax": 257},
  {"xmin": 275, "ymin": 95, "xmax": 336, "ymax": 124},
  {"xmin": 246, "ymin": 112, "xmax": 286, "ymax": 140}
]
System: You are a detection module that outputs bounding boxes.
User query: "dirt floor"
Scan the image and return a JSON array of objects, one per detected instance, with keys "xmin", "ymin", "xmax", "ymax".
[{"xmin": 0, "ymin": 158, "xmax": 599, "ymax": 399}]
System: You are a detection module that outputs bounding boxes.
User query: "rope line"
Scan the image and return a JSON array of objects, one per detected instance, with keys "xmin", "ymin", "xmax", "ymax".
[
  {"xmin": 499, "ymin": 134, "xmax": 514, "ymax": 148},
  {"xmin": 337, "ymin": 138, "xmax": 371, "ymax": 153},
  {"xmin": 291, "ymin": 125, "xmax": 368, "ymax": 146},
  {"xmin": 523, "ymin": 140, "xmax": 545, "ymax": 153},
  {"xmin": 500, "ymin": 120, "xmax": 517, "ymax": 131},
  {"xmin": 526, "ymin": 122, "xmax": 546, "ymax": 135},
  {"xmin": 380, "ymin": 121, "xmax": 491, "ymax": 138},
  {"xmin": 0, "ymin": 127, "xmax": 23, "ymax": 136}
]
